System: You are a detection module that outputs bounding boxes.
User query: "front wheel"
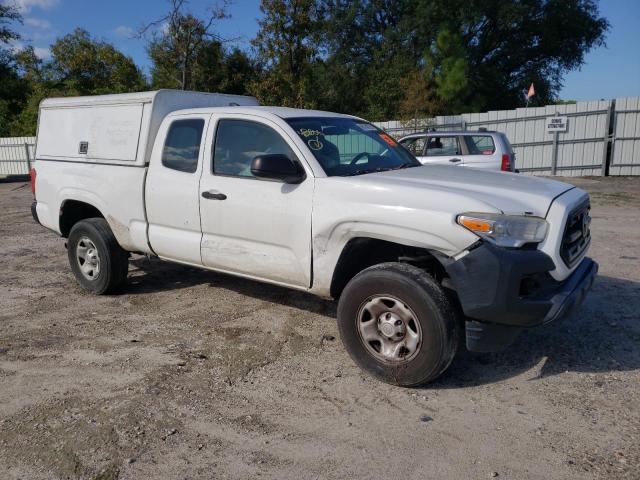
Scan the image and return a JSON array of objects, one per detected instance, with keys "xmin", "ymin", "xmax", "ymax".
[
  {"xmin": 67, "ymin": 218, "xmax": 129, "ymax": 295},
  {"xmin": 337, "ymin": 262, "xmax": 459, "ymax": 386}
]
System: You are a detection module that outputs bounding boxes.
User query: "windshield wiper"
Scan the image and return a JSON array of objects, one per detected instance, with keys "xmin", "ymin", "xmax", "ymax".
[
  {"xmin": 344, "ymin": 169, "xmax": 372, "ymax": 176},
  {"xmin": 392, "ymin": 162, "xmax": 419, "ymax": 170},
  {"xmin": 344, "ymin": 164, "xmax": 419, "ymax": 176},
  {"xmin": 344, "ymin": 167, "xmax": 394, "ymax": 176}
]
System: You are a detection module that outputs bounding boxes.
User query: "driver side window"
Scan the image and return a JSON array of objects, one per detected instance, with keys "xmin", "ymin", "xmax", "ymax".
[
  {"xmin": 426, "ymin": 136, "xmax": 461, "ymax": 156},
  {"xmin": 213, "ymin": 119, "xmax": 295, "ymax": 177}
]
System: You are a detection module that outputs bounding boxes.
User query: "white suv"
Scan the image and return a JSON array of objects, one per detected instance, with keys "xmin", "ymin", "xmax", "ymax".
[{"xmin": 399, "ymin": 130, "xmax": 516, "ymax": 172}]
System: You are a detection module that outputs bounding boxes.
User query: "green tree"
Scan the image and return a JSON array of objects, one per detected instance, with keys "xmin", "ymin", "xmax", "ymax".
[
  {"xmin": 412, "ymin": 0, "xmax": 609, "ymax": 112},
  {"xmin": 398, "ymin": 69, "xmax": 441, "ymax": 121},
  {"xmin": 316, "ymin": 0, "xmax": 418, "ymax": 119},
  {"xmin": 48, "ymin": 28, "xmax": 147, "ymax": 95},
  {"xmin": 219, "ymin": 48, "xmax": 255, "ymax": 95},
  {"xmin": 0, "ymin": 3, "xmax": 27, "ymax": 136},
  {"xmin": 250, "ymin": 0, "xmax": 322, "ymax": 108},
  {"xmin": 425, "ymin": 27, "xmax": 469, "ymax": 112},
  {"xmin": 9, "ymin": 29, "xmax": 147, "ymax": 135},
  {"xmin": 0, "ymin": 3, "xmax": 20, "ymax": 45},
  {"xmin": 316, "ymin": 0, "xmax": 608, "ymax": 119},
  {"xmin": 143, "ymin": 0, "xmax": 230, "ymax": 91}
]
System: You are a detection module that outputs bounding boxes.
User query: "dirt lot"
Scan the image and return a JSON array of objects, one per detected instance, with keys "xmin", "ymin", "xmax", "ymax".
[{"xmin": 1, "ymin": 177, "xmax": 639, "ymax": 480}]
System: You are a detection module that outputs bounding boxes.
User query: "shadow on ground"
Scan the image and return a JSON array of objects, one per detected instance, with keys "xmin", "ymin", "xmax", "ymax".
[
  {"xmin": 437, "ymin": 274, "xmax": 640, "ymax": 387},
  {"xmin": 0, "ymin": 175, "xmax": 30, "ymax": 183},
  {"xmin": 126, "ymin": 257, "xmax": 640, "ymax": 387},
  {"xmin": 127, "ymin": 256, "xmax": 336, "ymax": 316}
]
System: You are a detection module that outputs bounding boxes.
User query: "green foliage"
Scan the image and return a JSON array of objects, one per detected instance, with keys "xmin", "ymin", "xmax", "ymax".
[
  {"xmin": 313, "ymin": 0, "xmax": 608, "ymax": 118},
  {"xmin": 49, "ymin": 29, "xmax": 147, "ymax": 94},
  {"xmin": 147, "ymin": 5, "xmax": 256, "ymax": 95},
  {"xmin": 0, "ymin": 4, "xmax": 28, "ymax": 136},
  {"xmin": 7, "ymin": 30, "xmax": 147, "ymax": 135},
  {"xmin": 551, "ymin": 99, "xmax": 578, "ymax": 105},
  {"xmin": 0, "ymin": 0, "xmax": 611, "ymax": 135},
  {"xmin": 0, "ymin": 3, "xmax": 21, "ymax": 45},
  {"xmin": 249, "ymin": 0, "xmax": 322, "ymax": 108},
  {"xmin": 148, "ymin": 13, "xmax": 212, "ymax": 90},
  {"xmin": 426, "ymin": 27, "xmax": 469, "ymax": 110}
]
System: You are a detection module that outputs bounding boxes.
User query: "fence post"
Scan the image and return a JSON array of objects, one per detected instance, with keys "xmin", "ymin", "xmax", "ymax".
[
  {"xmin": 551, "ymin": 130, "xmax": 559, "ymax": 176},
  {"xmin": 23, "ymin": 142, "xmax": 31, "ymax": 173},
  {"xmin": 600, "ymin": 100, "xmax": 614, "ymax": 176}
]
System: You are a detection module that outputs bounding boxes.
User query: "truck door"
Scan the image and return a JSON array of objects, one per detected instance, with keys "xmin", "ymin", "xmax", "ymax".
[
  {"xmin": 145, "ymin": 114, "xmax": 210, "ymax": 265},
  {"xmin": 198, "ymin": 115, "xmax": 313, "ymax": 288},
  {"xmin": 422, "ymin": 135, "xmax": 464, "ymax": 166}
]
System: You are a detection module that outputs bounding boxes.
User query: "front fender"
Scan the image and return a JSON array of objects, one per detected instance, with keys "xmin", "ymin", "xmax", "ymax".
[{"xmin": 310, "ymin": 220, "xmax": 477, "ymax": 297}]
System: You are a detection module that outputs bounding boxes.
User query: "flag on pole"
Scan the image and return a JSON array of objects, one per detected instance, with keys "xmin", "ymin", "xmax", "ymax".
[{"xmin": 527, "ymin": 83, "xmax": 535, "ymax": 98}]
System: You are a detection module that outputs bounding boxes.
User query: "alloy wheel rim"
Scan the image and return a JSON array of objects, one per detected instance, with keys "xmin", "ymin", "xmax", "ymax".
[
  {"xmin": 356, "ymin": 295, "xmax": 422, "ymax": 364},
  {"xmin": 76, "ymin": 236, "xmax": 101, "ymax": 280}
]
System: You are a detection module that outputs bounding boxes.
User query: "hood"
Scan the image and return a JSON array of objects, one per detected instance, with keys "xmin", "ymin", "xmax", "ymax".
[{"xmin": 347, "ymin": 165, "xmax": 574, "ymax": 217}]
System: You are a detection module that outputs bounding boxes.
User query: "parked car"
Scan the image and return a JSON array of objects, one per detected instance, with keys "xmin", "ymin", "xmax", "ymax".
[
  {"xmin": 31, "ymin": 90, "xmax": 596, "ymax": 386},
  {"xmin": 398, "ymin": 129, "xmax": 516, "ymax": 171}
]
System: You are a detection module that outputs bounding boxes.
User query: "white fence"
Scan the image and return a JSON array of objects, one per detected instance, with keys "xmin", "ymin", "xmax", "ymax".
[
  {"xmin": 610, "ymin": 97, "xmax": 640, "ymax": 176},
  {"xmin": 375, "ymin": 96, "xmax": 640, "ymax": 176},
  {"xmin": 1, "ymin": 97, "xmax": 638, "ymax": 177},
  {"xmin": 0, "ymin": 137, "xmax": 35, "ymax": 177}
]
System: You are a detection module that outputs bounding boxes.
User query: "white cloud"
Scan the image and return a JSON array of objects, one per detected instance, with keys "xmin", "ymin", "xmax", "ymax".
[
  {"xmin": 33, "ymin": 46, "xmax": 51, "ymax": 59},
  {"xmin": 114, "ymin": 25, "xmax": 134, "ymax": 38},
  {"xmin": 7, "ymin": 0, "xmax": 59, "ymax": 13},
  {"xmin": 8, "ymin": 39, "xmax": 25, "ymax": 51},
  {"xmin": 24, "ymin": 17, "xmax": 51, "ymax": 29},
  {"xmin": 8, "ymin": 40, "xmax": 51, "ymax": 60}
]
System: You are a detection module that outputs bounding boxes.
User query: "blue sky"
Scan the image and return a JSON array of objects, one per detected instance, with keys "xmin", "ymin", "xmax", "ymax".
[{"xmin": 7, "ymin": 0, "xmax": 640, "ymax": 102}]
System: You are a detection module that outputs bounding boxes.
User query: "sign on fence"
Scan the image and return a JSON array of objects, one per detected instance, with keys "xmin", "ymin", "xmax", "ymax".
[{"xmin": 546, "ymin": 116, "xmax": 568, "ymax": 133}]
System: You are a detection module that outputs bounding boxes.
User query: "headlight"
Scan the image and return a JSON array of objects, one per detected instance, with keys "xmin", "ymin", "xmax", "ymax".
[{"xmin": 457, "ymin": 212, "xmax": 548, "ymax": 248}]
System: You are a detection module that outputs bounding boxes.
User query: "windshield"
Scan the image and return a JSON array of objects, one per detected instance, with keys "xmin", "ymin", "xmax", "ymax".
[{"xmin": 286, "ymin": 117, "xmax": 421, "ymax": 176}]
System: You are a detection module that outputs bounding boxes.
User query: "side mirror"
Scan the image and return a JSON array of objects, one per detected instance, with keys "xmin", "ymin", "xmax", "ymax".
[{"xmin": 250, "ymin": 154, "xmax": 306, "ymax": 184}]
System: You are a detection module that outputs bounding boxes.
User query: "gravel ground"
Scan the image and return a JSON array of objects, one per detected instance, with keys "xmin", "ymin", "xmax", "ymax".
[{"xmin": 0, "ymin": 176, "xmax": 639, "ymax": 480}]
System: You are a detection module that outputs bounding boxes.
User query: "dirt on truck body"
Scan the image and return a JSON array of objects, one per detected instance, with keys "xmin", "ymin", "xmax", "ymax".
[{"xmin": 1, "ymin": 176, "xmax": 639, "ymax": 479}]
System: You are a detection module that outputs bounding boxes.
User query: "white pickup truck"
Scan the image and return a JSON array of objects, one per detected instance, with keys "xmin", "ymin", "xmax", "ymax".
[{"xmin": 31, "ymin": 90, "xmax": 597, "ymax": 386}]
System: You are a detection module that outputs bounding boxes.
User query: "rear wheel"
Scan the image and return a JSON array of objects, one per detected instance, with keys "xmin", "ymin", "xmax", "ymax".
[
  {"xmin": 337, "ymin": 262, "xmax": 459, "ymax": 386},
  {"xmin": 67, "ymin": 218, "xmax": 129, "ymax": 294}
]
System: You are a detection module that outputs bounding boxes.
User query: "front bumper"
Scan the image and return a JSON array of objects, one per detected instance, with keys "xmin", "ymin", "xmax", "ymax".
[{"xmin": 444, "ymin": 242, "xmax": 598, "ymax": 352}]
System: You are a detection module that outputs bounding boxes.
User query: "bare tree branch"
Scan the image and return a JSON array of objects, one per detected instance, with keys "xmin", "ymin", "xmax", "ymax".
[{"xmin": 140, "ymin": 0, "xmax": 237, "ymax": 89}]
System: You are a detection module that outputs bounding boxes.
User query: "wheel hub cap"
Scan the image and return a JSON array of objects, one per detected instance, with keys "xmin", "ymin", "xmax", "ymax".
[
  {"xmin": 76, "ymin": 236, "xmax": 101, "ymax": 280},
  {"xmin": 378, "ymin": 312, "xmax": 405, "ymax": 339},
  {"xmin": 357, "ymin": 295, "xmax": 422, "ymax": 364}
]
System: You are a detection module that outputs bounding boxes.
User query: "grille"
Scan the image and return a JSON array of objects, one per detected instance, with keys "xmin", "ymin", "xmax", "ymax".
[{"xmin": 560, "ymin": 201, "xmax": 591, "ymax": 268}]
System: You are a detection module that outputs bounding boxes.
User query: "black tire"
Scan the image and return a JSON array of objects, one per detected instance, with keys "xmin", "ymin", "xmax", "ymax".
[
  {"xmin": 67, "ymin": 218, "xmax": 129, "ymax": 295},
  {"xmin": 337, "ymin": 262, "xmax": 459, "ymax": 386}
]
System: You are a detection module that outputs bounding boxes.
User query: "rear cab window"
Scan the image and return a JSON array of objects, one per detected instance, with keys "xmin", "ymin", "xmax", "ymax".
[
  {"xmin": 464, "ymin": 135, "xmax": 496, "ymax": 155},
  {"xmin": 162, "ymin": 119, "xmax": 205, "ymax": 173}
]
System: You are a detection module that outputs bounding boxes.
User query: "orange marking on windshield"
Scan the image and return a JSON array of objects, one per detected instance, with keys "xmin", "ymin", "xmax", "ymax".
[{"xmin": 379, "ymin": 133, "xmax": 397, "ymax": 147}]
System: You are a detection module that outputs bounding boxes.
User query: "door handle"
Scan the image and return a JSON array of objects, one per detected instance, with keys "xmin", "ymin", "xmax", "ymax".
[
  {"xmin": 449, "ymin": 158, "xmax": 462, "ymax": 163},
  {"xmin": 202, "ymin": 190, "xmax": 227, "ymax": 200}
]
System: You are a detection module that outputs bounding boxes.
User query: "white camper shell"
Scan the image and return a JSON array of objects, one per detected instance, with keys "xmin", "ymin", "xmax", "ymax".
[{"xmin": 35, "ymin": 90, "xmax": 260, "ymax": 166}]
